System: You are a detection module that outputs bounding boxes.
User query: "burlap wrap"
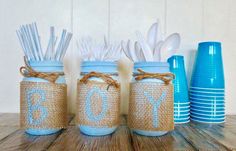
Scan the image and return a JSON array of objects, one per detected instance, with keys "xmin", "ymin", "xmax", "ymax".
[
  {"xmin": 77, "ymin": 81, "xmax": 120, "ymax": 127},
  {"xmin": 20, "ymin": 81, "xmax": 67, "ymax": 129},
  {"xmin": 128, "ymin": 82, "xmax": 174, "ymax": 131}
]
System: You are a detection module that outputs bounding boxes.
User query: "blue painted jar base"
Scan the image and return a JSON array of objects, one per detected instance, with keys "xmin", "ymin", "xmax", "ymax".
[
  {"xmin": 79, "ymin": 125, "xmax": 117, "ymax": 136},
  {"xmin": 133, "ymin": 129, "xmax": 168, "ymax": 137},
  {"xmin": 26, "ymin": 128, "xmax": 61, "ymax": 136}
]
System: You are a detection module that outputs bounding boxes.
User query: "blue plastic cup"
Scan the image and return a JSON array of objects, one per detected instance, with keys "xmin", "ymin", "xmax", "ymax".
[
  {"xmin": 191, "ymin": 42, "xmax": 225, "ymax": 88},
  {"xmin": 191, "ymin": 117, "xmax": 225, "ymax": 123},
  {"xmin": 191, "ymin": 102, "xmax": 224, "ymax": 108},
  {"xmin": 190, "ymin": 87, "xmax": 225, "ymax": 93},
  {"xmin": 190, "ymin": 114, "xmax": 225, "ymax": 120},
  {"xmin": 174, "ymin": 110, "xmax": 190, "ymax": 114},
  {"xmin": 190, "ymin": 111, "xmax": 225, "ymax": 117},
  {"xmin": 190, "ymin": 104, "xmax": 225, "ymax": 110},
  {"xmin": 189, "ymin": 91, "xmax": 224, "ymax": 97},
  {"xmin": 168, "ymin": 56, "xmax": 189, "ymax": 103},
  {"xmin": 174, "ymin": 115, "xmax": 190, "ymax": 119},
  {"xmin": 190, "ymin": 94, "xmax": 224, "ymax": 100},
  {"xmin": 174, "ymin": 104, "xmax": 190, "ymax": 108},
  {"xmin": 191, "ymin": 108, "xmax": 225, "ymax": 115},
  {"xmin": 190, "ymin": 99, "xmax": 224, "ymax": 104},
  {"xmin": 174, "ymin": 119, "xmax": 190, "ymax": 124},
  {"xmin": 191, "ymin": 116, "xmax": 225, "ymax": 122}
]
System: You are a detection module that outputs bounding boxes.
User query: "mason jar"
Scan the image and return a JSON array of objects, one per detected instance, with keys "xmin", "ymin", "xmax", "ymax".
[
  {"xmin": 128, "ymin": 62, "xmax": 174, "ymax": 136},
  {"xmin": 20, "ymin": 61, "xmax": 67, "ymax": 135},
  {"xmin": 77, "ymin": 61, "xmax": 120, "ymax": 136}
]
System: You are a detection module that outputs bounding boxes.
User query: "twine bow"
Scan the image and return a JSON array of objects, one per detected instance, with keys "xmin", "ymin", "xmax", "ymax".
[
  {"xmin": 134, "ymin": 69, "xmax": 175, "ymax": 85},
  {"xmin": 80, "ymin": 72, "xmax": 120, "ymax": 90},
  {"xmin": 20, "ymin": 57, "xmax": 64, "ymax": 83}
]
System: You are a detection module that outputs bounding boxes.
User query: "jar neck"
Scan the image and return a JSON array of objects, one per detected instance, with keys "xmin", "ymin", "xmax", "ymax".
[
  {"xmin": 81, "ymin": 61, "xmax": 118, "ymax": 74},
  {"xmin": 29, "ymin": 61, "xmax": 63, "ymax": 73},
  {"xmin": 133, "ymin": 62, "xmax": 170, "ymax": 74}
]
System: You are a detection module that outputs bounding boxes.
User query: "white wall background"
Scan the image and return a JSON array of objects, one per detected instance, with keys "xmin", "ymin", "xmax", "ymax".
[{"xmin": 0, "ymin": 0, "xmax": 235, "ymax": 114}]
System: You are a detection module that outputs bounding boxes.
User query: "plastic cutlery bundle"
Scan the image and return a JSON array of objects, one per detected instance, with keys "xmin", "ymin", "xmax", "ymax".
[
  {"xmin": 77, "ymin": 36, "xmax": 122, "ymax": 61},
  {"xmin": 16, "ymin": 22, "xmax": 72, "ymax": 61},
  {"xmin": 122, "ymin": 20, "xmax": 181, "ymax": 62}
]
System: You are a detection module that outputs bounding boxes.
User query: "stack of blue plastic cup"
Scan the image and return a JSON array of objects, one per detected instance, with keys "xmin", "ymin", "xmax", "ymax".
[
  {"xmin": 168, "ymin": 55, "xmax": 190, "ymax": 124},
  {"xmin": 190, "ymin": 42, "xmax": 225, "ymax": 123}
]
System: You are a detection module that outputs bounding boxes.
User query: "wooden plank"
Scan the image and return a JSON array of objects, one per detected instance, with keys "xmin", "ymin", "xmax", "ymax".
[
  {"xmin": 0, "ymin": 128, "xmax": 64, "ymax": 151},
  {"xmin": 175, "ymin": 124, "xmax": 229, "ymax": 150},
  {"xmin": 226, "ymin": 115, "xmax": 236, "ymax": 123},
  {"xmin": 0, "ymin": 113, "xmax": 19, "ymax": 126},
  {"xmin": 26, "ymin": 114, "xmax": 74, "ymax": 151},
  {"xmin": 0, "ymin": 114, "xmax": 236, "ymax": 150},
  {"xmin": 191, "ymin": 121, "xmax": 236, "ymax": 150},
  {"xmin": 0, "ymin": 114, "xmax": 74, "ymax": 151},
  {"xmin": 0, "ymin": 0, "xmax": 72, "ymax": 114},
  {"xmin": 26, "ymin": 131, "xmax": 64, "ymax": 151},
  {"xmin": 0, "ymin": 129, "xmax": 38, "ymax": 150},
  {"xmin": 131, "ymin": 127, "xmax": 195, "ymax": 151},
  {"xmin": 110, "ymin": 0, "xmax": 165, "ymax": 41},
  {"xmin": 0, "ymin": 126, "xmax": 18, "ymax": 141},
  {"xmin": 48, "ymin": 126, "xmax": 133, "ymax": 151},
  {"xmin": 73, "ymin": 0, "xmax": 109, "ymax": 40},
  {"xmin": 218, "ymin": 116, "xmax": 236, "ymax": 132}
]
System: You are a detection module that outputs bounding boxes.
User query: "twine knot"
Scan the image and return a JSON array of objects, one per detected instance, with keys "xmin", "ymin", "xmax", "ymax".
[
  {"xmin": 134, "ymin": 68, "xmax": 175, "ymax": 85},
  {"xmin": 20, "ymin": 57, "xmax": 64, "ymax": 83},
  {"xmin": 80, "ymin": 72, "xmax": 120, "ymax": 90}
]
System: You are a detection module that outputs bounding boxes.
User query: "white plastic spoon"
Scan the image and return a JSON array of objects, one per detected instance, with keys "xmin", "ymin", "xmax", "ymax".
[
  {"xmin": 153, "ymin": 41, "xmax": 163, "ymax": 61},
  {"xmin": 136, "ymin": 31, "xmax": 153, "ymax": 61},
  {"xmin": 160, "ymin": 33, "xmax": 180, "ymax": 62},
  {"xmin": 139, "ymin": 48, "xmax": 146, "ymax": 61},
  {"xmin": 146, "ymin": 21, "xmax": 160, "ymax": 51},
  {"xmin": 134, "ymin": 41, "xmax": 141, "ymax": 53},
  {"xmin": 127, "ymin": 40, "xmax": 138, "ymax": 62},
  {"xmin": 121, "ymin": 40, "xmax": 133, "ymax": 61}
]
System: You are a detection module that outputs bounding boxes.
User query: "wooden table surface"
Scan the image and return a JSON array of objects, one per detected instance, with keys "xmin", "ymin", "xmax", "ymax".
[{"xmin": 0, "ymin": 113, "xmax": 236, "ymax": 151}]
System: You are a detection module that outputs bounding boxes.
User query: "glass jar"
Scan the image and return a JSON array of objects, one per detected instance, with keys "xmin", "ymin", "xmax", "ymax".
[
  {"xmin": 128, "ymin": 62, "xmax": 174, "ymax": 136},
  {"xmin": 21, "ymin": 61, "xmax": 66, "ymax": 135},
  {"xmin": 77, "ymin": 61, "xmax": 120, "ymax": 136}
]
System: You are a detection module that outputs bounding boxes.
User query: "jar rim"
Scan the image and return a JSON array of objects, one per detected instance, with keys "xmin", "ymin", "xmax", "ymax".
[
  {"xmin": 29, "ymin": 61, "xmax": 63, "ymax": 67},
  {"xmin": 82, "ymin": 61, "xmax": 118, "ymax": 66},
  {"xmin": 134, "ymin": 62, "xmax": 169, "ymax": 67}
]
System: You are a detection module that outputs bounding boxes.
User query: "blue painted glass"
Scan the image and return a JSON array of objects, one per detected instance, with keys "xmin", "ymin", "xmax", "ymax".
[
  {"xmin": 26, "ymin": 88, "xmax": 48, "ymax": 125},
  {"xmin": 24, "ymin": 61, "xmax": 64, "ymax": 135},
  {"xmin": 144, "ymin": 91, "xmax": 167, "ymax": 128},
  {"xmin": 85, "ymin": 87, "xmax": 108, "ymax": 122},
  {"xmin": 131, "ymin": 62, "xmax": 171, "ymax": 136},
  {"xmin": 79, "ymin": 61, "xmax": 118, "ymax": 136}
]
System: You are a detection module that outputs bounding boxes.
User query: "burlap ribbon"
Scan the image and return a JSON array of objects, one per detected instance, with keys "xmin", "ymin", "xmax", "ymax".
[
  {"xmin": 20, "ymin": 57, "xmax": 64, "ymax": 83},
  {"xmin": 80, "ymin": 71, "xmax": 120, "ymax": 90},
  {"xmin": 20, "ymin": 57, "xmax": 67, "ymax": 129},
  {"xmin": 134, "ymin": 69, "xmax": 175, "ymax": 84},
  {"xmin": 77, "ymin": 72, "xmax": 120, "ymax": 127},
  {"xmin": 128, "ymin": 69, "xmax": 174, "ymax": 131},
  {"xmin": 20, "ymin": 81, "xmax": 67, "ymax": 129}
]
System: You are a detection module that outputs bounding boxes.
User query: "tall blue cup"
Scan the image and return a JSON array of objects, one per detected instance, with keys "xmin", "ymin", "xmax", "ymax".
[
  {"xmin": 191, "ymin": 42, "xmax": 225, "ymax": 88},
  {"xmin": 168, "ymin": 55, "xmax": 189, "ymax": 103}
]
